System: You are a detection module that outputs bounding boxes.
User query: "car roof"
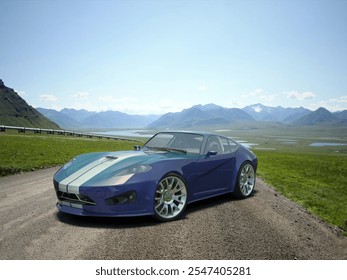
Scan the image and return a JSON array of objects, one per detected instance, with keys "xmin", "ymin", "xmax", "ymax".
[{"xmin": 156, "ymin": 130, "xmax": 223, "ymax": 138}]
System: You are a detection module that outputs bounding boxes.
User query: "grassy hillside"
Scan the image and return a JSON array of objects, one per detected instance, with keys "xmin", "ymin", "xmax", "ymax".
[{"xmin": 0, "ymin": 80, "xmax": 60, "ymax": 129}]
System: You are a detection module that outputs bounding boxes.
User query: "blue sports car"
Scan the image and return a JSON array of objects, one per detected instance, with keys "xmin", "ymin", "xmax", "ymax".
[{"xmin": 54, "ymin": 131, "xmax": 257, "ymax": 221}]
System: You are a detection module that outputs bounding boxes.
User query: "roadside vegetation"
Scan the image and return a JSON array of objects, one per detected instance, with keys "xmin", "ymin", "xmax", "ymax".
[
  {"xmin": 256, "ymin": 150, "xmax": 347, "ymax": 235},
  {"xmin": 0, "ymin": 127, "xmax": 346, "ymax": 235},
  {"xmin": 225, "ymin": 125, "xmax": 347, "ymax": 235},
  {"xmin": 0, "ymin": 132, "xmax": 138, "ymax": 176}
]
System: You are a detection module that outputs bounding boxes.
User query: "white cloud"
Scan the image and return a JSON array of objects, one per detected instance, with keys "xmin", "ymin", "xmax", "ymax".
[
  {"xmin": 286, "ymin": 91, "xmax": 316, "ymax": 101},
  {"xmin": 308, "ymin": 95, "xmax": 347, "ymax": 112},
  {"xmin": 241, "ymin": 88, "xmax": 279, "ymax": 105},
  {"xmin": 197, "ymin": 85, "xmax": 208, "ymax": 91},
  {"xmin": 329, "ymin": 95, "xmax": 347, "ymax": 104},
  {"xmin": 242, "ymin": 88, "xmax": 264, "ymax": 98},
  {"xmin": 71, "ymin": 91, "xmax": 90, "ymax": 100},
  {"xmin": 259, "ymin": 94, "xmax": 277, "ymax": 102},
  {"xmin": 252, "ymin": 88, "xmax": 263, "ymax": 95},
  {"xmin": 39, "ymin": 94, "xmax": 57, "ymax": 102}
]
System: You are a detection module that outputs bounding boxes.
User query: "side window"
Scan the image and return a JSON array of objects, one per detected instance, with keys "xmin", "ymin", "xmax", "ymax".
[
  {"xmin": 227, "ymin": 139, "xmax": 239, "ymax": 153},
  {"xmin": 206, "ymin": 136, "xmax": 224, "ymax": 154},
  {"xmin": 206, "ymin": 136, "xmax": 239, "ymax": 154},
  {"xmin": 220, "ymin": 137, "xmax": 231, "ymax": 153}
]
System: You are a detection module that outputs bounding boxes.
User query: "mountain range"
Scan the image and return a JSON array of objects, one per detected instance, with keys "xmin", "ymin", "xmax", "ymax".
[
  {"xmin": 38, "ymin": 103, "xmax": 347, "ymax": 130},
  {"xmin": 147, "ymin": 103, "xmax": 346, "ymax": 129},
  {"xmin": 36, "ymin": 107, "xmax": 159, "ymax": 130},
  {"xmin": 1, "ymin": 79, "xmax": 346, "ymax": 130},
  {"xmin": 242, "ymin": 103, "xmax": 311, "ymax": 123},
  {"xmin": 147, "ymin": 104, "xmax": 253, "ymax": 129}
]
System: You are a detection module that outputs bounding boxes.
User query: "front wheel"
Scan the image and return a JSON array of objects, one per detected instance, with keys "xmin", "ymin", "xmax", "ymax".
[
  {"xmin": 234, "ymin": 162, "xmax": 256, "ymax": 199},
  {"xmin": 153, "ymin": 174, "xmax": 188, "ymax": 222}
]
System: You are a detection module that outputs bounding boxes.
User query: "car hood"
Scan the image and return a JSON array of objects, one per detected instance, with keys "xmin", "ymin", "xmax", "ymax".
[{"xmin": 54, "ymin": 150, "xmax": 193, "ymax": 190}]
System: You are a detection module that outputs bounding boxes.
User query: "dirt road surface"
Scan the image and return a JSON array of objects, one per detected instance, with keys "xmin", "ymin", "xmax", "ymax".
[{"xmin": 0, "ymin": 167, "xmax": 346, "ymax": 260}]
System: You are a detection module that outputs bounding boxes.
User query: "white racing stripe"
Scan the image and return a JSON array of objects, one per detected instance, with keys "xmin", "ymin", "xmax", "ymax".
[
  {"xmin": 58, "ymin": 157, "xmax": 110, "ymax": 192},
  {"xmin": 59, "ymin": 153, "xmax": 139, "ymax": 193}
]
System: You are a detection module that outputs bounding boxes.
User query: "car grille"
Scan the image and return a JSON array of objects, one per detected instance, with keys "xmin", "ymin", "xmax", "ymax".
[{"xmin": 56, "ymin": 190, "xmax": 96, "ymax": 206}]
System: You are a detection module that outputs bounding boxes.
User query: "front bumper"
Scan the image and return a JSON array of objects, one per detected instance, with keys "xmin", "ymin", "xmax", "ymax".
[{"xmin": 55, "ymin": 180, "xmax": 156, "ymax": 217}]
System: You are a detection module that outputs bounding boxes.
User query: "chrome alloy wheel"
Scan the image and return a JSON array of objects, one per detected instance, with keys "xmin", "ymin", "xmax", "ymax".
[
  {"xmin": 238, "ymin": 163, "xmax": 255, "ymax": 197},
  {"xmin": 154, "ymin": 175, "xmax": 187, "ymax": 221}
]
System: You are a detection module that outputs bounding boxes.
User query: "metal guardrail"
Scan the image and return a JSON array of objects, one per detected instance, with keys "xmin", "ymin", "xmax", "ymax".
[{"xmin": 0, "ymin": 125, "xmax": 141, "ymax": 142}]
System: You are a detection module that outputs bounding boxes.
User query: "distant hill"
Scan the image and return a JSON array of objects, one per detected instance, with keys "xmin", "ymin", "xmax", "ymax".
[
  {"xmin": 0, "ymin": 80, "xmax": 60, "ymax": 129},
  {"xmin": 80, "ymin": 111, "xmax": 159, "ymax": 129},
  {"xmin": 37, "ymin": 108, "xmax": 160, "ymax": 129},
  {"xmin": 147, "ymin": 104, "xmax": 254, "ymax": 129},
  {"xmin": 334, "ymin": 110, "xmax": 347, "ymax": 122},
  {"xmin": 147, "ymin": 103, "xmax": 347, "ymax": 129},
  {"xmin": 36, "ymin": 108, "xmax": 80, "ymax": 129},
  {"xmin": 294, "ymin": 107, "xmax": 339, "ymax": 125},
  {"xmin": 60, "ymin": 108, "xmax": 95, "ymax": 122},
  {"xmin": 243, "ymin": 103, "xmax": 311, "ymax": 123}
]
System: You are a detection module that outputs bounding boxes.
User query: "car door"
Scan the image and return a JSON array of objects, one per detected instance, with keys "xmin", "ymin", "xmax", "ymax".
[{"xmin": 186, "ymin": 136, "xmax": 236, "ymax": 200}]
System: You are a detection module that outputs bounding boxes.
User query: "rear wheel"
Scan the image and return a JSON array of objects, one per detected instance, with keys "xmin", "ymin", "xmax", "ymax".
[
  {"xmin": 153, "ymin": 174, "xmax": 188, "ymax": 222},
  {"xmin": 234, "ymin": 162, "xmax": 256, "ymax": 198}
]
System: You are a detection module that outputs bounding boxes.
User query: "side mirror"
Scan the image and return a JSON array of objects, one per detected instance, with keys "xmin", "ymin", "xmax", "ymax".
[
  {"xmin": 205, "ymin": 151, "xmax": 217, "ymax": 157},
  {"xmin": 134, "ymin": 145, "xmax": 141, "ymax": 151}
]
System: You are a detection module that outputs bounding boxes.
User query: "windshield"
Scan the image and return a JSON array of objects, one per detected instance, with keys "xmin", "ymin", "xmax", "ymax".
[{"xmin": 144, "ymin": 132, "xmax": 204, "ymax": 155}]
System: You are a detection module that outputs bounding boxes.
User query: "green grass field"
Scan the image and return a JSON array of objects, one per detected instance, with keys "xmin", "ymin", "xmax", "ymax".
[
  {"xmin": 256, "ymin": 150, "xmax": 347, "ymax": 234},
  {"xmin": 0, "ymin": 128, "xmax": 346, "ymax": 235},
  {"xmin": 0, "ymin": 133, "xmax": 138, "ymax": 176},
  {"xmin": 223, "ymin": 125, "xmax": 347, "ymax": 234}
]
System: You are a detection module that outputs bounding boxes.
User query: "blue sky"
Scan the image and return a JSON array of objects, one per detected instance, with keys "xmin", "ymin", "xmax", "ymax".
[{"xmin": 1, "ymin": 0, "xmax": 346, "ymax": 114}]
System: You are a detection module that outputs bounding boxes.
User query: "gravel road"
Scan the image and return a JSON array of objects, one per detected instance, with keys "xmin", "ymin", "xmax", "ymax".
[{"xmin": 0, "ymin": 167, "xmax": 346, "ymax": 260}]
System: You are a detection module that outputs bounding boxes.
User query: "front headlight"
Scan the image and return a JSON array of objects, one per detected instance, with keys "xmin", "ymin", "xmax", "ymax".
[{"xmin": 117, "ymin": 164, "xmax": 152, "ymax": 176}]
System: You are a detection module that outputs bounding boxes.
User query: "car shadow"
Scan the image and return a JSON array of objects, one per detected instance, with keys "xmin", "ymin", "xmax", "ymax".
[
  {"xmin": 55, "ymin": 212, "xmax": 158, "ymax": 229},
  {"xmin": 56, "ymin": 190, "xmax": 258, "ymax": 229},
  {"xmin": 184, "ymin": 189, "xmax": 258, "ymax": 216}
]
